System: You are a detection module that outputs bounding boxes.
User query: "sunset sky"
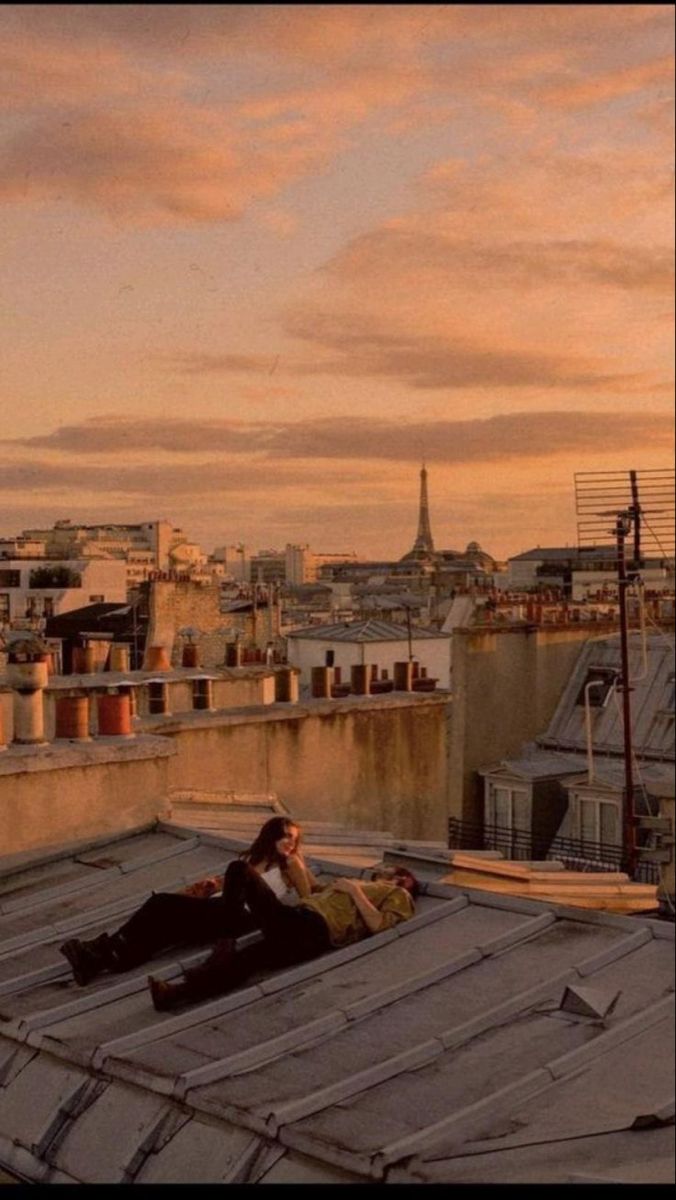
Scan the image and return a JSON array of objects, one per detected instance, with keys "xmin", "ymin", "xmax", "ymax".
[{"xmin": 1, "ymin": 4, "xmax": 673, "ymax": 560}]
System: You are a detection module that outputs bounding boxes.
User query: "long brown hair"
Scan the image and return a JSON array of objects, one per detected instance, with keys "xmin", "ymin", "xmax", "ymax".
[{"xmin": 242, "ymin": 816, "xmax": 300, "ymax": 871}]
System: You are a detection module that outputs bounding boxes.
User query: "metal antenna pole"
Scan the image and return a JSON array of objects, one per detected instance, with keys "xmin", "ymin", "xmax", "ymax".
[
  {"xmin": 616, "ymin": 512, "xmax": 636, "ymax": 876},
  {"xmin": 630, "ymin": 468, "xmax": 642, "ymax": 568}
]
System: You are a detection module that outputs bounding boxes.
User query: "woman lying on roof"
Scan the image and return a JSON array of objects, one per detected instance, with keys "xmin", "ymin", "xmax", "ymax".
[
  {"xmin": 149, "ymin": 860, "xmax": 420, "ymax": 1011},
  {"xmin": 59, "ymin": 816, "xmax": 321, "ymax": 986}
]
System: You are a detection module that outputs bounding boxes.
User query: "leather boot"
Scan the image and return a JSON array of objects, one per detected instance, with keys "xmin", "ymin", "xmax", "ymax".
[
  {"xmin": 148, "ymin": 975, "xmax": 195, "ymax": 1012},
  {"xmin": 59, "ymin": 933, "xmax": 114, "ymax": 986},
  {"xmin": 104, "ymin": 931, "xmax": 145, "ymax": 973},
  {"xmin": 148, "ymin": 938, "xmax": 238, "ymax": 1012}
]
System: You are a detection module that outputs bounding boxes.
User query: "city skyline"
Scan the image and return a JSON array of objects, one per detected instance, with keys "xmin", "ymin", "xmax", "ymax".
[{"xmin": 1, "ymin": 5, "xmax": 673, "ymax": 559}]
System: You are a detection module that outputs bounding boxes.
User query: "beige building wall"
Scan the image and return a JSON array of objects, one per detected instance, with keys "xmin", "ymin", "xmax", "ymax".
[
  {"xmin": 0, "ymin": 695, "xmax": 449, "ymax": 855},
  {"xmin": 0, "ymin": 743, "xmax": 173, "ymax": 856},
  {"xmin": 448, "ymin": 623, "xmax": 605, "ymax": 825},
  {"xmin": 211, "ymin": 545, "xmax": 250, "ymax": 582},
  {"xmin": 285, "ymin": 544, "xmax": 316, "ymax": 585},
  {"xmin": 154, "ymin": 697, "xmax": 449, "ymax": 840},
  {"xmin": 143, "ymin": 579, "xmax": 232, "ymax": 667}
]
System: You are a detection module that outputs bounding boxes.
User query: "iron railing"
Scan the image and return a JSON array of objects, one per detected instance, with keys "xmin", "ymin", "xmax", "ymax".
[{"xmin": 448, "ymin": 818, "xmax": 661, "ymax": 885}]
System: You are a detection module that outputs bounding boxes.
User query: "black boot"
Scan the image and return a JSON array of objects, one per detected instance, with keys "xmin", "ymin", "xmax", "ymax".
[
  {"xmin": 148, "ymin": 937, "xmax": 238, "ymax": 1012},
  {"xmin": 103, "ymin": 931, "xmax": 145, "ymax": 973},
  {"xmin": 148, "ymin": 975, "xmax": 195, "ymax": 1012},
  {"xmin": 59, "ymin": 933, "xmax": 115, "ymax": 986}
]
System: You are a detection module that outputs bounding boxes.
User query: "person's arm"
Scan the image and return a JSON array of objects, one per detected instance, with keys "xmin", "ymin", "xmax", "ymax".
[
  {"xmin": 285, "ymin": 853, "xmax": 323, "ymax": 898},
  {"xmin": 331, "ymin": 877, "xmax": 388, "ymax": 934}
]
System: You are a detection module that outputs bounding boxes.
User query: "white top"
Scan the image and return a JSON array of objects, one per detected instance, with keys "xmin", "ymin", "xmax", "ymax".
[{"xmin": 257, "ymin": 864, "xmax": 290, "ymax": 900}]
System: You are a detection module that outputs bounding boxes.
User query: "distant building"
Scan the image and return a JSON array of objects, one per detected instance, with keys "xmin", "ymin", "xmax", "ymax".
[
  {"xmin": 250, "ymin": 549, "xmax": 286, "ymax": 585},
  {"xmin": 211, "ymin": 544, "xmax": 250, "ymax": 582},
  {"xmin": 475, "ymin": 633, "xmax": 674, "ymax": 902},
  {"xmin": 0, "ymin": 537, "xmax": 46, "ymax": 559},
  {"xmin": 504, "ymin": 546, "xmax": 673, "ymax": 597},
  {"xmin": 284, "ymin": 544, "xmax": 358, "ymax": 587},
  {"xmin": 0, "ymin": 558, "xmax": 127, "ymax": 627},
  {"xmin": 20, "ymin": 519, "xmax": 191, "ymax": 589},
  {"xmin": 285, "ymin": 544, "xmax": 315, "ymax": 586},
  {"xmin": 44, "ymin": 600, "xmax": 147, "ymax": 672},
  {"xmin": 287, "ymin": 617, "xmax": 452, "ymax": 688}
]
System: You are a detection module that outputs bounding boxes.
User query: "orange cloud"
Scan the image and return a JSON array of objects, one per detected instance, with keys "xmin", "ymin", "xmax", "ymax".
[
  {"xmin": 1, "ymin": 4, "xmax": 671, "ymax": 230},
  {"xmin": 12, "ymin": 411, "xmax": 672, "ymax": 463},
  {"xmin": 2, "ymin": 411, "xmax": 671, "ymax": 559},
  {"xmin": 0, "ymin": 100, "xmax": 337, "ymax": 224},
  {"xmin": 538, "ymin": 53, "xmax": 675, "ymax": 110}
]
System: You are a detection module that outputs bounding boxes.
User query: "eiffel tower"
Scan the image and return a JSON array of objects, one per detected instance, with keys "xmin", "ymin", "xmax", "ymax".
[{"xmin": 410, "ymin": 463, "xmax": 435, "ymax": 555}]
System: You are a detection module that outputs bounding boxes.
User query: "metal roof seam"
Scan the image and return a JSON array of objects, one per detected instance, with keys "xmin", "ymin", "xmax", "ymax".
[
  {"xmin": 174, "ymin": 1012, "xmax": 348, "ymax": 1096},
  {"xmin": 0, "ymin": 866, "xmax": 124, "ymax": 917},
  {"xmin": 439, "ymin": 968, "xmax": 579, "ymax": 1053},
  {"xmin": 546, "ymin": 993, "xmax": 674, "ymax": 1081},
  {"xmin": 94, "ymin": 984, "xmax": 266, "ymax": 1070},
  {"xmin": 373, "ymin": 1067, "xmax": 554, "ymax": 1175},
  {"xmin": 573, "ymin": 928, "xmax": 653, "ymax": 977},
  {"xmin": 342, "ymin": 949, "xmax": 483, "ymax": 1023},
  {"xmin": 264, "ymin": 1038, "xmax": 445, "ymax": 1137}
]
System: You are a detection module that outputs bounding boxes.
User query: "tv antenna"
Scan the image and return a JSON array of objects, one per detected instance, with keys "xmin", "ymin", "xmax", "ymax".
[{"xmin": 574, "ymin": 468, "xmax": 675, "ymax": 876}]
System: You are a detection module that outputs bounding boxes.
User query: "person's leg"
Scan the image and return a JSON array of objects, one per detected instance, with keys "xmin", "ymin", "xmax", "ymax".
[
  {"xmin": 112, "ymin": 893, "xmax": 228, "ymax": 966},
  {"xmin": 214, "ymin": 859, "xmax": 261, "ymax": 936},
  {"xmin": 60, "ymin": 891, "xmax": 235, "ymax": 984},
  {"xmin": 221, "ymin": 860, "xmax": 302, "ymax": 940},
  {"xmin": 218, "ymin": 862, "xmax": 332, "ymax": 966},
  {"xmin": 150, "ymin": 936, "xmax": 267, "ymax": 1010},
  {"xmin": 149, "ymin": 879, "xmax": 331, "ymax": 1011},
  {"xmin": 150, "ymin": 864, "xmax": 290, "ymax": 1009}
]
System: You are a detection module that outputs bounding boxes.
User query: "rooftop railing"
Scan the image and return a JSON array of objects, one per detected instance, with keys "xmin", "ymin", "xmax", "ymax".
[{"xmin": 448, "ymin": 817, "xmax": 661, "ymax": 884}]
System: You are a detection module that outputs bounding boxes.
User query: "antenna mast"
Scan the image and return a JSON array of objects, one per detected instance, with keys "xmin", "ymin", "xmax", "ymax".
[{"xmin": 575, "ymin": 468, "xmax": 675, "ymax": 877}]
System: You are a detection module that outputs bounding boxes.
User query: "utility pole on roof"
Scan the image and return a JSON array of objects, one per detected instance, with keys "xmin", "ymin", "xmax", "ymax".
[{"xmin": 615, "ymin": 509, "xmax": 637, "ymax": 878}]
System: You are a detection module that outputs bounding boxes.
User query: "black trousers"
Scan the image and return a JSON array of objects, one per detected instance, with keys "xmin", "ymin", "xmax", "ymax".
[
  {"xmin": 112, "ymin": 882, "xmax": 257, "ymax": 967},
  {"xmin": 187, "ymin": 860, "xmax": 330, "ymax": 992}
]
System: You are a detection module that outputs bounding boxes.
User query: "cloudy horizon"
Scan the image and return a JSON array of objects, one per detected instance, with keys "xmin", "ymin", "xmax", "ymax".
[{"xmin": 1, "ymin": 4, "xmax": 673, "ymax": 558}]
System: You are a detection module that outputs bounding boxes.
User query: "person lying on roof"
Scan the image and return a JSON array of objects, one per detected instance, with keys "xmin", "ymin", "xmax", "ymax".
[
  {"xmin": 59, "ymin": 817, "xmax": 321, "ymax": 986},
  {"xmin": 148, "ymin": 859, "xmax": 420, "ymax": 1011}
]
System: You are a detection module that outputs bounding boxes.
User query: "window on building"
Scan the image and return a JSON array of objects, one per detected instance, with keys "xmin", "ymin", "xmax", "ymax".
[
  {"xmin": 42, "ymin": 597, "xmax": 54, "ymax": 618},
  {"xmin": 29, "ymin": 566, "xmax": 81, "ymax": 588},
  {"xmin": 574, "ymin": 793, "xmax": 621, "ymax": 848},
  {"xmin": 0, "ymin": 570, "xmax": 20, "ymax": 587},
  {"xmin": 89, "ymin": 594, "xmax": 105, "ymax": 603},
  {"xmin": 575, "ymin": 667, "xmax": 618, "ymax": 708},
  {"xmin": 0, "ymin": 594, "xmax": 9, "ymax": 623},
  {"xmin": 485, "ymin": 780, "xmax": 530, "ymax": 857}
]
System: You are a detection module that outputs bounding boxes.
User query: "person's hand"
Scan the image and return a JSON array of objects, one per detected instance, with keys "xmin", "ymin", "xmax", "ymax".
[
  {"xmin": 181, "ymin": 876, "xmax": 220, "ymax": 899},
  {"xmin": 332, "ymin": 877, "xmax": 362, "ymax": 896}
]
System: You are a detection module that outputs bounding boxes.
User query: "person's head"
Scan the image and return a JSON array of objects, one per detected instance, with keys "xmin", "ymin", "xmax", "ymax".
[
  {"xmin": 371, "ymin": 864, "xmax": 420, "ymax": 899},
  {"xmin": 245, "ymin": 817, "xmax": 300, "ymax": 867}
]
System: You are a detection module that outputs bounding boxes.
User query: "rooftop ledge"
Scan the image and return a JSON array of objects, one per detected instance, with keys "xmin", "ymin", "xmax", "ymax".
[
  {"xmin": 0, "ymin": 734, "xmax": 175, "ymax": 777},
  {"xmin": 137, "ymin": 689, "xmax": 452, "ymax": 734},
  {"xmin": 25, "ymin": 665, "xmax": 279, "ymax": 690}
]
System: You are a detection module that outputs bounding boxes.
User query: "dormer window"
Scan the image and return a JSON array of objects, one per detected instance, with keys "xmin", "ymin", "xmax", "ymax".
[{"xmin": 575, "ymin": 667, "xmax": 618, "ymax": 708}]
